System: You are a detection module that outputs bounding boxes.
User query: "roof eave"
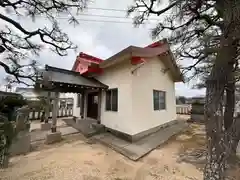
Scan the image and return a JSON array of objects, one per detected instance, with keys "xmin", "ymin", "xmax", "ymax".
[
  {"xmin": 158, "ymin": 56, "xmax": 183, "ymax": 83},
  {"xmin": 174, "ymin": 76, "xmax": 185, "ymax": 83},
  {"xmin": 99, "ymin": 47, "xmax": 132, "ymax": 68},
  {"xmin": 44, "ymin": 65, "xmax": 108, "ymax": 89},
  {"xmin": 166, "ymin": 49, "xmax": 184, "ymax": 83}
]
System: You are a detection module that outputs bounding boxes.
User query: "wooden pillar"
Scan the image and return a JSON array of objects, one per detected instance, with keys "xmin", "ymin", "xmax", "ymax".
[
  {"xmin": 97, "ymin": 90, "xmax": 102, "ymax": 124},
  {"xmin": 83, "ymin": 92, "xmax": 88, "ymax": 119},
  {"xmin": 44, "ymin": 91, "xmax": 51, "ymax": 123},
  {"xmin": 51, "ymin": 92, "xmax": 59, "ymax": 133},
  {"xmin": 80, "ymin": 91, "xmax": 85, "ymax": 119}
]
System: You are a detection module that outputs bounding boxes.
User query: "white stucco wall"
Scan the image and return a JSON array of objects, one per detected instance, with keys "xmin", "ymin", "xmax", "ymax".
[
  {"xmin": 96, "ymin": 56, "xmax": 176, "ymax": 135},
  {"xmin": 96, "ymin": 61, "xmax": 134, "ymax": 135},
  {"xmin": 131, "ymin": 56, "xmax": 177, "ymax": 134},
  {"xmin": 71, "ymin": 55, "xmax": 177, "ymax": 135}
]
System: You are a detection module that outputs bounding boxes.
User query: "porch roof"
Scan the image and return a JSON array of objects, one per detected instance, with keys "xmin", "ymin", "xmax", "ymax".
[{"xmin": 35, "ymin": 65, "xmax": 108, "ymax": 93}]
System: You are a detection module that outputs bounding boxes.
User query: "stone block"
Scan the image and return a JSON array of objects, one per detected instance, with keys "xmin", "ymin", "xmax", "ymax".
[
  {"xmin": 92, "ymin": 123, "xmax": 105, "ymax": 133},
  {"xmin": 40, "ymin": 123, "xmax": 51, "ymax": 131},
  {"xmin": 73, "ymin": 116, "xmax": 77, "ymax": 122},
  {"xmin": 10, "ymin": 131, "xmax": 31, "ymax": 156},
  {"xmin": 76, "ymin": 119, "xmax": 81, "ymax": 125},
  {"xmin": 76, "ymin": 119, "xmax": 84, "ymax": 125},
  {"xmin": 45, "ymin": 131, "xmax": 62, "ymax": 144}
]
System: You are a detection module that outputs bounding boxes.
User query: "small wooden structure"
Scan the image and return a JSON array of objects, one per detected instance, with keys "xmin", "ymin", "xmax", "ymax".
[{"xmin": 35, "ymin": 65, "xmax": 108, "ymax": 134}]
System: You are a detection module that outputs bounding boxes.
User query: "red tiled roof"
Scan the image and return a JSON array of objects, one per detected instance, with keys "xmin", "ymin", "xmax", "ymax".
[
  {"xmin": 72, "ymin": 52, "xmax": 104, "ymax": 73},
  {"xmin": 79, "ymin": 52, "xmax": 104, "ymax": 64},
  {"xmin": 146, "ymin": 41, "xmax": 165, "ymax": 48},
  {"xmin": 72, "ymin": 41, "xmax": 163, "ymax": 71},
  {"xmin": 71, "ymin": 40, "xmax": 183, "ymax": 82}
]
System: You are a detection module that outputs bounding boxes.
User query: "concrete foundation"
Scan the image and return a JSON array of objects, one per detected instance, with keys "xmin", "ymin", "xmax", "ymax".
[
  {"xmin": 76, "ymin": 119, "xmax": 82, "ymax": 125},
  {"xmin": 40, "ymin": 123, "xmax": 51, "ymax": 131},
  {"xmin": 63, "ymin": 118, "xmax": 102, "ymax": 137},
  {"xmin": 91, "ymin": 123, "xmax": 105, "ymax": 133},
  {"xmin": 45, "ymin": 131, "xmax": 62, "ymax": 144},
  {"xmin": 107, "ymin": 120, "xmax": 178, "ymax": 142},
  {"xmin": 10, "ymin": 131, "xmax": 31, "ymax": 156},
  {"xmin": 94, "ymin": 121, "xmax": 187, "ymax": 161}
]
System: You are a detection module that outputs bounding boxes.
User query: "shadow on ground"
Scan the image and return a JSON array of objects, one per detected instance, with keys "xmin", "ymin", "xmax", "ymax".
[
  {"xmin": 29, "ymin": 133, "xmax": 93, "ymax": 154},
  {"xmin": 4, "ymin": 121, "xmax": 240, "ymax": 180},
  {"xmin": 166, "ymin": 123, "xmax": 240, "ymax": 179}
]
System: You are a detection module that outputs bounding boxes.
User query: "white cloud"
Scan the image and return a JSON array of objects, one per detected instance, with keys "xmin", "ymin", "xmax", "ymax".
[
  {"xmin": 175, "ymin": 83, "xmax": 205, "ymax": 97},
  {"xmin": 0, "ymin": 0, "xmax": 205, "ymax": 97}
]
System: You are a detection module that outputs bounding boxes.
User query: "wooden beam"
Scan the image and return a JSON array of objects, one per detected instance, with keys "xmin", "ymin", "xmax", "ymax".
[
  {"xmin": 38, "ymin": 81, "xmax": 105, "ymax": 93},
  {"xmin": 97, "ymin": 90, "xmax": 102, "ymax": 123},
  {"xmin": 83, "ymin": 92, "xmax": 88, "ymax": 119},
  {"xmin": 80, "ymin": 91, "xmax": 85, "ymax": 119},
  {"xmin": 44, "ymin": 91, "xmax": 51, "ymax": 123}
]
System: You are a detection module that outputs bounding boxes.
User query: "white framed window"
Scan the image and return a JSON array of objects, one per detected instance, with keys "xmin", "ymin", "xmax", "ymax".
[
  {"xmin": 153, "ymin": 90, "xmax": 166, "ymax": 110},
  {"xmin": 106, "ymin": 88, "xmax": 118, "ymax": 111}
]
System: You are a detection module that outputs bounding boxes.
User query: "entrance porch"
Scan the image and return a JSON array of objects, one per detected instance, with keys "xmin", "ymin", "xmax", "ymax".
[
  {"xmin": 77, "ymin": 89, "xmax": 102, "ymax": 123},
  {"xmin": 35, "ymin": 65, "xmax": 108, "ymax": 142}
]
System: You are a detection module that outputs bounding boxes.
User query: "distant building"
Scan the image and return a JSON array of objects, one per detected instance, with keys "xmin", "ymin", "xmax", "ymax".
[
  {"xmin": 15, "ymin": 87, "xmax": 74, "ymax": 108},
  {"xmin": 15, "ymin": 87, "xmax": 74, "ymax": 100},
  {"xmin": 0, "ymin": 90, "xmax": 23, "ymax": 100},
  {"xmin": 15, "ymin": 87, "xmax": 40, "ymax": 101},
  {"xmin": 184, "ymin": 96, "xmax": 205, "ymax": 104}
]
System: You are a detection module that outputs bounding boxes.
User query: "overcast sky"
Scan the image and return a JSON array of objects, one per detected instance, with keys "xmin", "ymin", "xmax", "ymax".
[{"xmin": 0, "ymin": 0, "xmax": 205, "ymax": 97}]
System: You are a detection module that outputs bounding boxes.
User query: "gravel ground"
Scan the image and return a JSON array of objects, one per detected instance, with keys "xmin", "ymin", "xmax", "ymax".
[
  {"xmin": 0, "ymin": 131, "xmax": 202, "ymax": 180},
  {"xmin": 30, "ymin": 119, "xmax": 67, "ymax": 131}
]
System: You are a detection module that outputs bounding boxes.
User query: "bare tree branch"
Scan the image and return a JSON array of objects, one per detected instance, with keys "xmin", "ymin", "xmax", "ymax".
[{"xmin": 0, "ymin": 0, "xmax": 88, "ymax": 85}]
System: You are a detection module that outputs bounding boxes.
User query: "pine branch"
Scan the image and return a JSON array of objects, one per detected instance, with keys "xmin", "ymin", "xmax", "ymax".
[{"xmin": 0, "ymin": 0, "xmax": 87, "ymax": 85}]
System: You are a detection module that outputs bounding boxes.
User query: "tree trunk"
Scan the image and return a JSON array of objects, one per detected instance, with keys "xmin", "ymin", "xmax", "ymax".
[
  {"xmin": 223, "ymin": 62, "xmax": 239, "ymax": 159},
  {"xmin": 231, "ymin": 134, "xmax": 240, "ymax": 154},
  {"xmin": 204, "ymin": 38, "xmax": 237, "ymax": 180},
  {"xmin": 224, "ymin": 79, "xmax": 235, "ymax": 130},
  {"xmin": 204, "ymin": 1, "xmax": 240, "ymax": 179},
  {"xmin": 223, "ymin": 72, "xmax": 240, "ymax": 160},
  {"xmin": 204, "ymin": 80, "xmax": 227, "ymax": 180},
  {"xmin": 229, "ymin": 117, "xmax": 240, "ymax": 155}
]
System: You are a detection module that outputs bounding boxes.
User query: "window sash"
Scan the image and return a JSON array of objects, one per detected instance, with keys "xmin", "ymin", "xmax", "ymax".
[
  {"xmin": 159, "ymin": 91, "xmax": 166, "ymax": 109},
  {"xmin": 153, "ymin": 90, "xmax": 166, "ymax": 110},
  {"xmin": 153, "ymin": 90, "xmax": 160, "ymax": 110},
  {"xmin": 106, "ymin": 90, "xmax": 111, "ymax": 111},
  {"xmin": 111, "ymin": 89, "xmax": 118, "ymax": 111},
  {"xmin": 106, "ymin": 88, "xmax": 118, "ymax": 111}
]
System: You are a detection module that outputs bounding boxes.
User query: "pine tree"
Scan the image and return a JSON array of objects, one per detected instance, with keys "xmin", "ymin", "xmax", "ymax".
[
  {"xmin": 0, "ymin": 0, "xmax": 88, "ymax": 85},
  {"xmin": 128, "ymin": 1, "xmax": 240, "ymax": 179}
]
